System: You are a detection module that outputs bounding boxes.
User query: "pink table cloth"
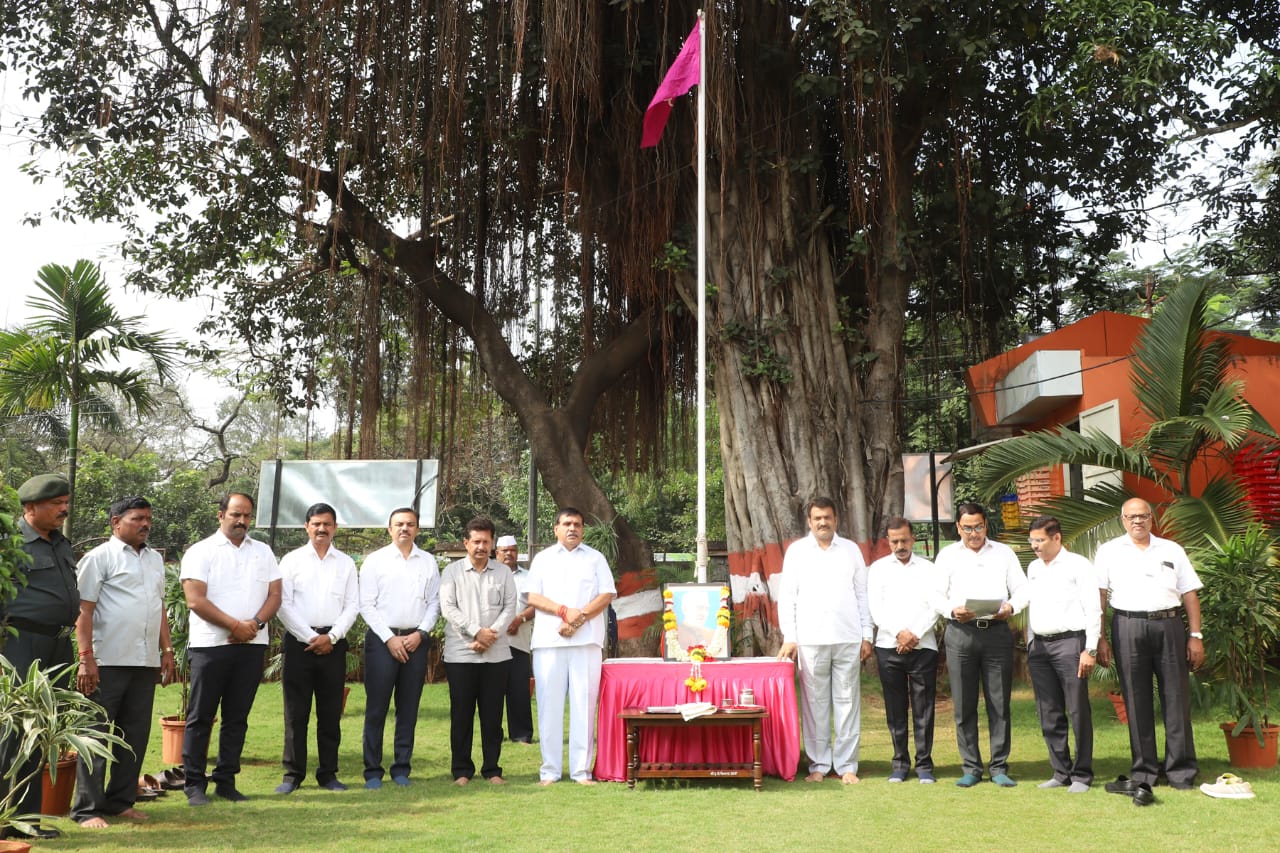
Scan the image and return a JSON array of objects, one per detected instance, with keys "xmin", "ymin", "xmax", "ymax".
[{"xmin": 594, "ymin": 658, "xmax": 799, "ymax": 781}]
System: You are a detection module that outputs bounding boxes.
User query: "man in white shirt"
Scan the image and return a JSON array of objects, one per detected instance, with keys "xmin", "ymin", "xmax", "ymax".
[
  {"xmin": 526, "ymin": 507, "xmax": 617, "ymax": 785},
  {"xmin": 180, "ymin": 492, "xmax": 283, "ymax": 806},
  {"xmin": 1096, "ymin": 497, "xmax": 1203, "ymax": 792},
  {"xmin": 359, "ymin": 506, "xmax": 441, "ymax": 789},
  {"xmin": 1004, "ymin": 515, "xmax": 1100, "ymax": 792},
  {"xmin": 498, "ymin": 535, "xmax": 535, "ymax": 744},
  {"xmin": 440, "ymin": 518, "xmax": 518, "ymax": 785},
  {"xmin": 867, "ymin": 518, "xmax": 946, "ymax": 783},
  {"xmin": 72, "ymin": 496, "xmax": 177, "ymax": 827},
  {"xmin": 274, "ymin": 502, "xmax": 359, "ymax": 794},
  {"xmin": 937, "ymin": 501, "xmax": 1026, "ymax": 788},
  {"xmin": 776, "ymin": 497, "xmax": 873, "ymax": 785}
]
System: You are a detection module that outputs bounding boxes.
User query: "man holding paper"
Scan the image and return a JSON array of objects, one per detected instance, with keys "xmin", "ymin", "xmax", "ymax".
[{"xmin": 936, "ymin": 502, "xmax": 1026, "ymax": 788}]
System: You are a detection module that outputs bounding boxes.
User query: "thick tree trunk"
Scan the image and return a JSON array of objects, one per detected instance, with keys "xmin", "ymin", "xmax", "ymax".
[{"xmin": 710, "ymin": 175, "xmax": 874, "ymax": 656}]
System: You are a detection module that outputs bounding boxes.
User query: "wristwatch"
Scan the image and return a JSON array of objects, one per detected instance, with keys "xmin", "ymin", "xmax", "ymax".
[
  {"xmin": 1086, "ymin": 648, "xmax": 1097, "ymax": 657},
  {"xmin": 1189, "ymin": 631, "xmax": 1204, "ymax": 640},
  {"xmin": 253, "ymin": 617, "xmax": 267, "ymax": 630}
]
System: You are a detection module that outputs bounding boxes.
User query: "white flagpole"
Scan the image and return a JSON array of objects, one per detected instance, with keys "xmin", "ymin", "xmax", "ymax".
[{"xmin": 695, "ymin": 9, "xmax": 708, "ymax": 584}]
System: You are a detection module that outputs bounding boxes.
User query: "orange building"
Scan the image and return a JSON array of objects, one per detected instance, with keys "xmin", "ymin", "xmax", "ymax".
[{"xmin": 964, "ymin": 312, "xmax": 1280, "ymax": 525}]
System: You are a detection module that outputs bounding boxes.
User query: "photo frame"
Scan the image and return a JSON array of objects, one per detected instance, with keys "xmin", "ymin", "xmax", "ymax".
[{"xmin": 662, "ymin": 583, "xmax": 732, "ymax": 661}]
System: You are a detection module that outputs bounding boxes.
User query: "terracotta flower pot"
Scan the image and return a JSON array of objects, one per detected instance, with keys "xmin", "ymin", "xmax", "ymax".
[
  {"xmin": 1107, "ymin": 691, "xmax": 1128, "ymax": 724},
  {"xmin": 1221, "ymin": 722, "xmax": 1280, "ymax": 769},
  {"xmin": 40, "ymin": 752, "xmax": 78, "ymax": 816},
  {"xmin": 0, "ymin": 838, "xmax": 34, "ymax": 853},
  {"xmin": 160, "ymin": 715, "xmax": 187, "ymax": 765}
]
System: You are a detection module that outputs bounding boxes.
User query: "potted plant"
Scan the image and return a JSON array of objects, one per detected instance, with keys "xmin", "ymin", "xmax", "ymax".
[
  {"xmin": 0, "ymin": 658, "xmax": 127, "ymax": 841},
  {"xmin": 158, "ymin": 562, "xmax": 192, "ymax": 764},
  {"xmin": 1193, "ymin": 524, "xmax": 1280, "ymax": 768}
]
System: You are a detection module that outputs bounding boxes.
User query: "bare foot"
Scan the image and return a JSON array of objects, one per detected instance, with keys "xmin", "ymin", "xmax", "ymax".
[
  {"xmin": 118, "ymin": 807, "xmax": 149, "ymax": 820},
  {"xmin": 841, "ymin": 772, "xmax": 860, "ymax": 785},
  {"xmin": 453, "ymin": 777, "xmax": 470, "ymax": 786},
  {"xmin": 537, "ymin": 779, "xmax": 556, "ymax": 787},
  {"xmin": 805, "ymin": 771, "xmax": 825, "ymax": 783},
  {"xmin": 488, "ymin": 776, "xmax": 506, "ymax": 785},
  {"xmin": 78, "ymin": 816, "xmax": 110, "ymax": 829},
  {"xmin": 575, "ymin": 778, "xmax": 597, "ymax": 786}
]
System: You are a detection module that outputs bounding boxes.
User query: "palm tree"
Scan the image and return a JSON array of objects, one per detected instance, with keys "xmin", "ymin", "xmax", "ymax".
[
  {"xmin": 974, "ymin": 278, "xmax": 1278, "ymax": 555},
  {"xmin": 0, "ymin": 261, "xmax": 178, "ymax": 536}
]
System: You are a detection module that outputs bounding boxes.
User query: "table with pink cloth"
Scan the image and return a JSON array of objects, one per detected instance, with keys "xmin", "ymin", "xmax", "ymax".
[{"xmin": 594, "ymin": 658, "xmax": 798, "ymax": 782}]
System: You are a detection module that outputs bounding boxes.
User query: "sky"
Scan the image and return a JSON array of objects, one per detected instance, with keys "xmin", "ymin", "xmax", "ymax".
[{"xmin": 1, "ymin": 74, "xmax": 230, "ymax": 417}]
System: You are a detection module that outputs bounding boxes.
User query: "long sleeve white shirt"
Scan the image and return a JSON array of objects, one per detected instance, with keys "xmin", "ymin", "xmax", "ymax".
[
  {"xmin": 1007, "ymin": 547, "xmax": 1102, "ymax": 648},
  {"xmin": 526, "ymin": 542, "xmax": 616, "ymax": 650},
  {"xmin": 867, "ymin": 552, "xmax": 947, "ymax": 651},
  {"xmin": 777, "ymin": 532, "xmax": 872, "ymax": 646},
  {"xmin": 358, "ymin": 542, "xmax": 441, "ymax": 642},
  {"xmin": 937, "ymin": 538, "xmax": 1026, "ymax": 614},
  {"xmin": 277, "ymin": 542, "xmax": 360, "ymax": 643}
]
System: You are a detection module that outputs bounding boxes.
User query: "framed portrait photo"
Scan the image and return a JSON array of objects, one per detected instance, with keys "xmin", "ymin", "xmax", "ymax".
[{"xmin": 662, "ymin": 583, "xmax": 732, "ymax": 661}]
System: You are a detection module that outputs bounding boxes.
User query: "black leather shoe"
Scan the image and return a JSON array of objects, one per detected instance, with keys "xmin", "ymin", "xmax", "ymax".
[
  {"xmin": 1133, "ymin": 782, "xmax": 1155, "ymax": 806},
  {"xmin": 1105, "ymin": 775, "xmax": 1139, "ymax": 795},
  {"xmin": 214, "ymin": 785, "xmax": 249, "ymax": 802}
]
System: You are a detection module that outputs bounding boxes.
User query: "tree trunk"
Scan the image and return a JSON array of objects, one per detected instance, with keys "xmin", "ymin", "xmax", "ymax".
[{"xmin": 710, "ymin": 175, "xmax": 873, "ymax": 656}]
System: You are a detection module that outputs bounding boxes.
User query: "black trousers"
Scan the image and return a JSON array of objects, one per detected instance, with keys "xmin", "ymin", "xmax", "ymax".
[
  {"xmin": 875, "ymin": 645, "xmax": 938, "ymax": 775},
  {"xmin": 504, "ymin": 647, "xmax": 534, "ymax": 741},
  {"xmin": 944, "ymin": 621, "xmax": 1014, "ymax": 778},
  {"xmin": 183, "ymin": 644, "xmax": 266, "ymax": 792},
  {"xmin": 0, "ymin": 631, "xmax": 73, "ymax": 821},
  {"xmin": 71, "ymin": 665, "xmax": 158, "ymax": 820},
  {"xmin": 1112, "ymin": 612, "xmax": 1197, "ymax": 786},
  {"xmin": 1028, "ymin": 633, "xmax": 1094, "ymax": 785},
  {"xmin": 281, "ymin": 633, "xmax": 348, "ymax": 786},
  {"xmin": 446, "ymin": 660, "xmax": 510, "ymax": 780},
  {"xmin": 362, "ymin": 630, "xmax": 428, "ymax": 781}
]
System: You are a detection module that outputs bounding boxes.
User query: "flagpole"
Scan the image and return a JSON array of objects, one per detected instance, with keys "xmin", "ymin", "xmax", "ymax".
[{"xmin": 695, "ymin": 9, "xmax": 708, "ymax": 584}]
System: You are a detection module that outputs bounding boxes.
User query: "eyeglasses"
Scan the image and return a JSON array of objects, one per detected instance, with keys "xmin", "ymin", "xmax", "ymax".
[
  {"xmin": 1028, "ymin": 537, "xmax": 1050, "ymax": 546},
  {"xmin": 1123, "ymin": 513, "xmax": 1152, "ymax": 522},
  {"xmin": 959, "ymin": 524, "xmax": 986, "ymax": 534}
]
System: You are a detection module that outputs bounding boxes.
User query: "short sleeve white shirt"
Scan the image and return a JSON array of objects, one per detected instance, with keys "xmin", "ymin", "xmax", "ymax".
[{"xmin": 1095, "ymin": 533, "xmax": 1202, "ymax": 611}]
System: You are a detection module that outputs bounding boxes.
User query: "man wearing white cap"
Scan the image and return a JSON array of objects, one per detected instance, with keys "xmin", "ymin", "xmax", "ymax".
[{"xmin": 498, "ymin": 534, "xmax": 536, "ymax": 743}]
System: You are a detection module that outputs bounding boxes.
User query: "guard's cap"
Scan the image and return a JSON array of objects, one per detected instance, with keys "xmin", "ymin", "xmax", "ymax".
[{"xmin": 17, "ymin": 474, "xmax": 71, "ymax": 504}]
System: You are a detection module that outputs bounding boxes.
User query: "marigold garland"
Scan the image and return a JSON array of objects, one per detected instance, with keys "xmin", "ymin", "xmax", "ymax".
[{"xmin": 663, "ymin": 586, "xmax": 732, "ymax": 694}]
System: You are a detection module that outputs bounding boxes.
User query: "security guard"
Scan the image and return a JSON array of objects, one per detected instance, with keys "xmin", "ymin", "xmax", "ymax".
[{"xmin": 1, "ymin": 474, "xmax": 80, "ymax": 840}]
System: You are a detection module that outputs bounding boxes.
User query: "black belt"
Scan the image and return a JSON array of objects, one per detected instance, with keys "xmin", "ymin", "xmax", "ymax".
[
  {"xmin": 311, "ymin": 626, "xmax": 333, "ymax": 634},
  {"xmin": 952, "ymin": 619, "xmax": 997, "ymax": 630},
  {"xmin": 7, "ymin": 617, "xmax": 75, "ymax": 639},
  {"xmin": 1114, "ymin": 608, "xmax": 1181, "ymax": 620},
  {"xmin": 1036, "ymin": 630, "xmax": 1084, "ymax": 642},
  {"xmin": 390, "ymin": 627, "xmax": 420, "ymax": 636}
]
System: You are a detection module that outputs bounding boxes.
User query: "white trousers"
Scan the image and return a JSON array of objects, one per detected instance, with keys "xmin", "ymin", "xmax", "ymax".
[
  {"xmin": 797, "ymin": 642, "xmax": 862, "ymax": 775},
  {"xmin": 533, "ymin": 645, "xmax": 602, "ymax": 782}
]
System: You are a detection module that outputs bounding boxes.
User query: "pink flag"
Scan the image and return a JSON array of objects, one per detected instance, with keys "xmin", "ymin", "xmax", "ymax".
[{"xmin": 641, "ymin": 23, "xmax": 701, "ymax": 148}]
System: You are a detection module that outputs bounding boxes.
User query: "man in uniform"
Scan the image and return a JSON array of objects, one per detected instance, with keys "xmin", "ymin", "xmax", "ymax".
[
  {"xmin": 275, "ymin": 502, "xmax": 359, "ymax": 794},
  {"xmin": 776, "ymin": 497, "xmax": 873, "ymax": 785},
  {"xmin": 1096, "ymin": 497, "xmax": 1203, "ymax": 793},
  {"xmin": 72, "ymin": 495, "xmax": 177, "ymax": 827},
  {"xmin": 359, "ymin": 507, "xmax": 441, "ymax": 788},
  {"xmin": 1, "ymin": 474, "xmax": 78, "ymax": 840},
  {"xmin": 180, "ymin": 492, "xmax": 282, "ymax": 805}
]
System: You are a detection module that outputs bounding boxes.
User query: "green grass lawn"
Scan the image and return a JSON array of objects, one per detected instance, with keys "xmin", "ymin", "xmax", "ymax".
[{"xmin": 42, "ymin": 675, "xmax": 1279, "ymax": 852}]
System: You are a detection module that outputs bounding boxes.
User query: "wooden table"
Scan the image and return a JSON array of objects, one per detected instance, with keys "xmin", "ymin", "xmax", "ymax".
[{"xmin": 619, "ymin": 707, "xmax": 769, "ymax": 791}]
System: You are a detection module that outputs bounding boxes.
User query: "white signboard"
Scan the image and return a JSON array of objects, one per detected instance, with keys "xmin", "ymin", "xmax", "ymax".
[{"xmin": 257, "ymin": 459, "xmax": 439, "ymax": 528}]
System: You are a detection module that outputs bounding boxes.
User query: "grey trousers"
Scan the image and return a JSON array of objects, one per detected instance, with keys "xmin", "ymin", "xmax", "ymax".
[
  {"xmin": 944, "ymin": 621, "xmax": 1014, "ymax": 778},
  {"xmin": 1028, "ymin": 633, "xmax": 1093, "ymax": 785},
  {"xmin": 1111, "ymin": 612, "xmax": 1197, "ymax": 786}
]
